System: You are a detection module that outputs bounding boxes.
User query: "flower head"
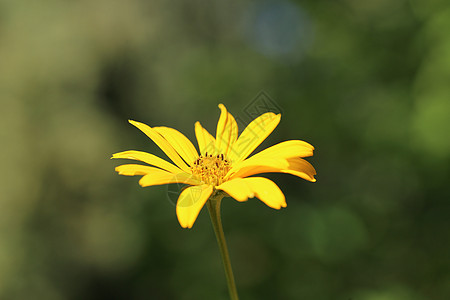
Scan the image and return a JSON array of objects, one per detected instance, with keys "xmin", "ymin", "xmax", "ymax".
[{"xmin": 112, "ymin": 104, "xmax": 316, "ymax": 228}]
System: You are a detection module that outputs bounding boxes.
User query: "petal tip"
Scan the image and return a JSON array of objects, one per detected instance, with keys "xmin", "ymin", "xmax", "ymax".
[
  {"xmin": 307, "ymin": 175, "xmax": 317, "ymax": 182},
  {"xmin": 218, "ymin": 104, "xmax": 228, "ymax": 116},
  {"xmin": 111, "ymin": 152, "xmax": 122, "ymax": 159},
  {"xmin": 178, "ymin": 217, "xmax": 194, "ymax": 229}
]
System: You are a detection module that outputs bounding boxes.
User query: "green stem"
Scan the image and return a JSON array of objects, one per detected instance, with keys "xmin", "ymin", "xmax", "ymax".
[{"xmin": 207, "ymin": 194, "xmax": 239, "ymax": 300}]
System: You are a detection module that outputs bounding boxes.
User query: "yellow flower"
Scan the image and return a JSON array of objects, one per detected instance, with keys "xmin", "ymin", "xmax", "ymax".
[{"xmin": 112, "ymin": 104, "xmax": 316, "ymax": 228}]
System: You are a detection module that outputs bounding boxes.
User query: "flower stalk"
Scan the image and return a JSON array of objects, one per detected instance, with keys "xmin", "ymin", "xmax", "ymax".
[{"xmin": 207, "ymin": 193, "xmax": 239, "ymax": 300}]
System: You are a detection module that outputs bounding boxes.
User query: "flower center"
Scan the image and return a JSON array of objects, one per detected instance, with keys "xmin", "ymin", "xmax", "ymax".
[{"xmin": 191, "ymin": 152, "xmax": 231, "ymax": 186}]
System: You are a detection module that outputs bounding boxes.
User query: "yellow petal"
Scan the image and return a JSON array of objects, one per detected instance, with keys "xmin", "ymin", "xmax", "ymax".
[
  {"xmin": 215, "ymin": 104, "xmax": 238, "ymax": 157},
  {"xmin": 246, "ymin": 177, "xmax": 286, "ymax": 209},
  {"xmin": 153, "ymin": 127, "xmax": 199, "ymax": 166},
  {"xmin": 111, "ymin": 150, "xmax": 183, "ymax": 174},
  {"xmin": 115, "ymin": 164, "xmax": 161, "ymax": 176},
  {"xmin": 176, "ymin": 184, "xmax": 213, "ymax": 228},
  {"xmin": 129, "ymin": 120, "xmax": 191, "ymax": 173},
  {"xmin": 115, "ymin": 164, "xmax": 201, "ymax": 186},
  {"xmin": 248, "ymin": 140, "xmax": 314, "ymax": 160},
  {"xmin": 216, "ymin": 178, "xmax": 254, "ymax": 201},
  {"xmin": 195, "ymin": 121, "xmax": 216, "ymax": 155},
  {"xmin": 229, "ymin": 157, "xmax": 316, "ymax": 182},
  {"xmin": 217, "ymin": 177, "xmax": 286, "ymax": 209},
  {"xmin": 139, "ymin": 171, "xmax": 201, "ymax": 187},
  {"xmin": 281, "ymin": 157, "xmax": 317, "ymax": 182},
  {"xmin": 228, "ymin": 112, "xmax": 281, "ymax": 164},
  {"xmin": 228, "ymin": 157, "xmax": 289, "ymax": 178},
  {"xmin": 228, "ymin": 139, "xmax": 316, "ymax": 181}
]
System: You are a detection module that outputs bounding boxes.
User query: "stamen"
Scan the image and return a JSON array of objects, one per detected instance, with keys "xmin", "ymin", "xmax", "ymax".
[{"xmin": 191, "ymin": 153, "xmax": 231, "ymax": 186}]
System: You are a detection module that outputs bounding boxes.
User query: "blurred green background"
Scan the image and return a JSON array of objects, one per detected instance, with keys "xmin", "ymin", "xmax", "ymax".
[{"xmin": 1, "ymin": 0, "xmax": 449, "ymax": 299}]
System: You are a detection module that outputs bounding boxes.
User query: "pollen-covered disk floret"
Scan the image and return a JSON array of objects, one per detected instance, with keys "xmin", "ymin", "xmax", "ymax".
[{"xmin": 191, "ymin": 152, "xmax": 231, "ymax": 186}]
